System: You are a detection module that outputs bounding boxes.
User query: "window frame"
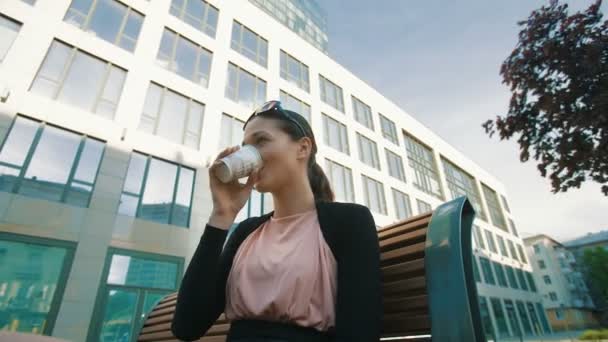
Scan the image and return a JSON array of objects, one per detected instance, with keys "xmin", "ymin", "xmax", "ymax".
[
  {"xmin": 319, "ymin": 75, "xmax": 344, "ymax": 112},
  {"xmin": 139, "ymin": 82, "xmax": 205, "ymax": 149},
  {"xmin": 118, "ymin": 152, "xmax": 196, "ymax": 228},
  {"xmin": 280, "ymin": 50, "xmax": 310, "ymax": 92},
  {"xmin": 64, "ymin": 0, "xmax": 144, "ymax": 52},
  {"xmin": 0, "ymin": 115, "xmax": 106, "ymax": 207},
  {"xmin": 169, "ymin": 0, "xmax": 219, "ymax": 37},
  {"xmin": 231, "ymin": 20, "xmax": 268, "ymax": 67},
  {"xmin": 87, "ymin": 247, "xmax": 184, "ymax": 341},
  {"xmin": 403, "ymin": 132, "xmax": 443, "ymax": 199}
]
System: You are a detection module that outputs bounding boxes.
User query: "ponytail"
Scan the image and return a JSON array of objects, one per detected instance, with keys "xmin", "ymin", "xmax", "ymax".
[{"xmin": 308, "ymin": 158, "xmax": 334, "ymax": 202}]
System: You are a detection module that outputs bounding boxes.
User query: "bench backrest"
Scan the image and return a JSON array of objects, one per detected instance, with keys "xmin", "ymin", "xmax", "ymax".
[{"xmin": 138, "ymin": 196, "xmax": 483, "ymax": 341}]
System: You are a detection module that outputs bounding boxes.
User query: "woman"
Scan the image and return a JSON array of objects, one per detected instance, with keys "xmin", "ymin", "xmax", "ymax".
[{"xmin": 171, "ymin": 101, "xmax": 382, "ymax": 342}]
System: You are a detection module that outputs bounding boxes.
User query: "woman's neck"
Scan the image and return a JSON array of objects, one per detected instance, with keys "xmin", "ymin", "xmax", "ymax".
[{"xmin": 271, "ymin": 179, "xmax": 316, "ymax": 219}]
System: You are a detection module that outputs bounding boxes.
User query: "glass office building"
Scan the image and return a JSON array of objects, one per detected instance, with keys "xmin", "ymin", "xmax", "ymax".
[{"xmin": 0, "ymin": 0, "xmax": 547, "ymax": 340}]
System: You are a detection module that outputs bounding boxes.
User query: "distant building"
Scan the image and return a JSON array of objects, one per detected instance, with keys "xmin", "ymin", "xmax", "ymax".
[
  {"xmin": 564, "ymin": 230, "xmax": 608, "ymax": 325},
  {"xmin": 524, "ymin": 234, "xmax": 599, "ymax": 332}
]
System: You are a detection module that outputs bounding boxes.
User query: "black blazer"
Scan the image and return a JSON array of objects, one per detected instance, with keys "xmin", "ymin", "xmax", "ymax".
[{"xmin": 171, "ymin": 200, "xmax": 382, "ymax": 341}]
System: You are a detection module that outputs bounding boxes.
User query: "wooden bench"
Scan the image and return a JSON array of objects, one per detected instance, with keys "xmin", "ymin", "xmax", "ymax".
[{"xmin": 138, "ymin": 196, "xmax": 484, "ymax": 341}]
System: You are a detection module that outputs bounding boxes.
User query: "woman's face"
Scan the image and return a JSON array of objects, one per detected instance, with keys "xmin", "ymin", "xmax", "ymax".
[{"xmin": 242, "ymin": 116, "xmax": 311, "ymax": 193}]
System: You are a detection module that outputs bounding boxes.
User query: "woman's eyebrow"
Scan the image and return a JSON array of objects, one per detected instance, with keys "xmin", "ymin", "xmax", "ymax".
[{"xmin": 241, "ymin": 131, "xmax": 269, "ymax": 146}]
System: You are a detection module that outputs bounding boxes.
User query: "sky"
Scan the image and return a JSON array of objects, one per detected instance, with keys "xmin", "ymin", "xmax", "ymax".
[{"xmin": 321, "ymin": 0, "xmax": 607, "ymax": 241}]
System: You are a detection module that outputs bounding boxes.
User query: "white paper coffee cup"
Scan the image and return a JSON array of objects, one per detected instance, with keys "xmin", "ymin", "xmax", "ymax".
[{"xmin": 214, "ymin": 145, "xmax": 263, "ymax": 183}]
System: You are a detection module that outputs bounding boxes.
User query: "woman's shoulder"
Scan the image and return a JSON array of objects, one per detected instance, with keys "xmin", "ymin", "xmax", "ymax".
[{"xmin": 319, "ymin": 201, "xmax": 373, "ymax": 217}]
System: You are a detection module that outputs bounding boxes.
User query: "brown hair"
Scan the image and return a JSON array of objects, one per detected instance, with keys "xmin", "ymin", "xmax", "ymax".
[{"xmin": 244, "ymin": 110, "xmax": 334, "ymax": 202}]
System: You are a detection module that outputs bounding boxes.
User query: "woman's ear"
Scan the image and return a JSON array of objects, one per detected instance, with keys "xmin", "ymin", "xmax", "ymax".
[{"xmin": 296, "ymin": 137, "xmax": 313, "ymax": 160}]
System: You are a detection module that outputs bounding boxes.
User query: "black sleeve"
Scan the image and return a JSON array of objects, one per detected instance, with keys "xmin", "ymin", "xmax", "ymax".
[
  {"xmin": 334, "ymin": 206, "xmax": 382, "ymax": 341},
  {"xmin": 171, "ymin": 224, "xmax": 229, "ymax": 341}
]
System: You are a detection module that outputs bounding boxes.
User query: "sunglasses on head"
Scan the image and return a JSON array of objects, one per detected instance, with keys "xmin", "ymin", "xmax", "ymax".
[{"xmin": 246, "ymin": 101, "xmax": 308, "ymax": 138}]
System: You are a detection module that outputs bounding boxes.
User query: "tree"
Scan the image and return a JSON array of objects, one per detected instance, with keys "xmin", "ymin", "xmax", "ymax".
[
  {"xmin": 581, "ymin": 247, "xmax": 608, "ymax": 323},
  {"xmin": 483, "ymin": 0, "xmax": 608, "ymax": 195}
]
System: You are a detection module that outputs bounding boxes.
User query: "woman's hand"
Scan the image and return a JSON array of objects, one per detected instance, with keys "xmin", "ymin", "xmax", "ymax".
[{"xmin": 207, "ymin": 145, "xmax": 260, "ymax": 230}]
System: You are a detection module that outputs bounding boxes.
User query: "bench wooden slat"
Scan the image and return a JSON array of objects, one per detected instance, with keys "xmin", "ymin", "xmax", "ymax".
[
  {"xmin": 383, "ymin": 276, "xmax": 426, "ymax": 296},
  {"xmin": 383, "ymin": 294, "xmax": 428, "ymax": 313},
  {"xmin": 381, "ymin": 258, "xmax": 425, "ymax": 280},
  {"xmin": 377, "ymin": 213, "xmax": 432, "ymax": 238},
  {"xmin": 379, "ymin": 227, "xmax": 427, "ymax": 251},
  {"xmin": 380, "ymin": 241, "xmax": 426, "ymax": 265},
  {"xmin": 382, "ymin": 313, "xmax": 431, "ymax": 333},
  {"xmin": 154, "ymin": 299, "xmax": 177, "ymax": 311},
  {"xmin": 141, "ymin": 322, "xmax": 171, "ymax": 334}
]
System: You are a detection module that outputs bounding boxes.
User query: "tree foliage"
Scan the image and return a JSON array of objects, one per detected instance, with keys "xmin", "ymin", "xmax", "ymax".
[{"xmin": 483, "ymin": 0, "xmax": 608, "ymax": 195}]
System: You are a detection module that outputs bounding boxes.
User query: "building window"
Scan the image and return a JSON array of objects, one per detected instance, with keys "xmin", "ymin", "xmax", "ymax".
[
  {"xmin": 536, "ymin": 302, "xmax": 552, "ymax": 333},
  {"xmin": 322, "ymin": 114, "xmax": 349, "ymax": 154},
  {"xmin": 0, "ymin": 116, "xmax": 104, "ymax": 207},
  {"xmin": 280, "ymin": 90, "xmax": 311, "ymax": 123},
  {"xmin": 357, "ymin": 133, "xmax": 380, "ymax": 170},
  {"xmin": 157, "ymin": 28, "xmax": 213, "ymax": 87},
  {"xmin": 538, "ymin": 260, "xmax": 546, "ymax": 269},
  {"xmin": 479, "ymin": 257, "xmax": 495, "ymax": 285},
  {"xmin": 501, "ymin": 194, "xmax": 511, "ymax": 213},
  {"xmin": 0, "ymin": 15, "xmax": 21, "ymax": 62},
  {"xmin": 118, "ymin": 153, "xmax": 195, "ymax": 228},
  {"xmin": 492, "ymin": 262, "xmax": 508, "ymax": 287},
  {"xmin": 362, "ymin": 175, "xmax": 387, "ymax": 215},
  {"xmin": 139, "ymin": 83, "xmax": 205, "ymax": 149},
  {"xmin": 169, "ymin": 0, "xmax": 219, "ymax": 37},
  {"xmin": 416, "ymin": 199, "xmax": 432, "ymax": 214},
  {"xmin": 549, "ymin": 292, "xmax": 558, "ymax": 301},
  {"xmin": 392, "ymin": 188, "xmax": 412, "ymax": 220},
  {"xmin": 533, "ymin": 244, "xmax": 541, "ymax": 254},
  {"xmin": 280, "ymin": 50, "xmax": 310, "ymax": 92},
  {"xmin": 31, "ymin": 40, "xmax": 126, "ymax": 119},
  {"xmin": 231, "ymin": 20, "xmax": 268, "ymax": 67},
  {"xmin": 0, "ymin": 233, "xmax": 75, "ymax": 335},
  {"xmin": 482, "ymin": 183, "xmax": 508, "ymax": 231},
  {"xmin": 319, "ymin": 75, "xmax": 344, "ymax": 112},
  {"xmin": 496, "ymin": 235, "xmax": 509, "ymax": 257},
  {"xmin": 386, "ymin": 149, "xmax": 406, "ymax": 182},
  {"xmin": 517, "ymin": 244, "xmax": 528, "ymax": 264},
  {"xmin": 505, "ymin": 266, "xmax": 519, "ymax": 289},
  {"xmin": 325, "ymin": 159, "xmax": 354, "ymax": 203},
  {"xmin": 490, "ymin": 297, "xmax": 510, "ymax": 338},
  {"xmin": 508, "ymin": 240, "xmax": 519, "ymax": 262},
  {"xmin": 248, "ymin": 0, "xmax": 327, "ymax": 52},
  {"xmin": 441, "ymin": 158, "xmax": 486, "ymax": 220},
  {"xmin": 352, "ymin": 96, "xmax": 374, "ymax": 130},
  {"xmin": 473, "ymin": 256, "xmax": 482, "ymax": 283},
  {"xmin": 525, "ymin": 272, "xmax": 537, "ymax": 292},
  {"xmin": 516, "ymin": 301, "xmax": 534, "ymax": 335},
  {"xmin": 234, "ymin": 189, "xmax": 265, "ymax": 225},
  {"xmin": 516, "ymin": 269, "xmax": 529, "ymax": 291},
  {"xmin": 555, "ymin": 308, "xmax": 564, "ymax": 320},
  {"xmin": 64, "ymin": 0, "xmax": 143, "ymax": 52},
  {"xmin": 509, "ymin": 219, "xmax": 519, "ymax": 237},
  {"xmin": 220, "ymin": 113, "xmax": 244, "ymax": 149},
  {"xmin": 484, "ymin": 230, "xmax": 498, "ymax": 253},
  {"xmin": 90, "ymin": 249, "xmax": 182, "ymax": 341},
  {"xmin": 473, "ymin": 225, "xmax": 486, "ymax": 250},
  {"xmin": 478, "ymin": 297, "xmax": 496, "ymax": 340},
  {"xmin": 403, "ymin": 133, "xmax": 443, "ymax": 199},
  {"xmin": 504, "ymin": 300, "xmax": 523, "ymax": 337},
  {"xmin": 225, "ymin": 63, "xmax": 267, "ymax": 109},
  {"xmin": 543, "ymin": 275, "xmax": 551, "ymax": 284},
  {"xmin": 379, "ymin": 113, "xmax": 398, "ymax": 145}
]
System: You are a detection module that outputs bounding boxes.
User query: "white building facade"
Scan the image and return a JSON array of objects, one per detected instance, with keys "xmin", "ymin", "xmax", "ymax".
[
  {"xmin": 0, "ymin": 0, "xmax": 549, "ymax": 340},
  {"xmin": 524, "ymin": 235, "xmax": 599, "ymax": 331}
]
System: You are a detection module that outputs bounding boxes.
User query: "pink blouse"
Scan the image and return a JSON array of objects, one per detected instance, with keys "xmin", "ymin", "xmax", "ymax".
[{"xmin": 225, "ymin": 209, "xmax": 337, "ymax": 332}]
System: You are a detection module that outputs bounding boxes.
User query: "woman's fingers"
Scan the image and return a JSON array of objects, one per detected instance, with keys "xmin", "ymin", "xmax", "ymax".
[{"xmin": 214, "ymin": 145, "xmax": 240, "ymax": 161}]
